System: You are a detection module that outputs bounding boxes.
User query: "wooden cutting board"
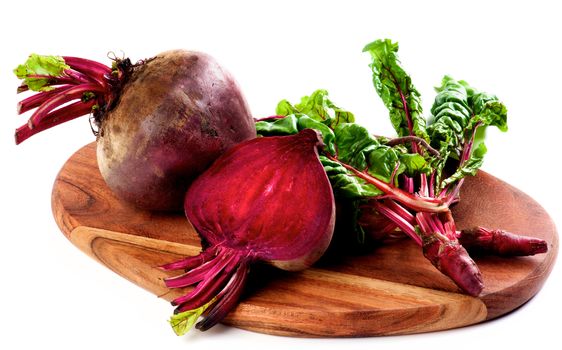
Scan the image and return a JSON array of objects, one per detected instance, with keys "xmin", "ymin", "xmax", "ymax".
[{"xmin": 52, "ymin": 142, "xmax": 558, "ymax": 337}]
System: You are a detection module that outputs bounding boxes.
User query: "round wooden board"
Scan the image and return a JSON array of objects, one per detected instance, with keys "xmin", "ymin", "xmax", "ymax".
[{"xmin": 52, "ymin": 143, "xmax": 558, "ymax": 337}]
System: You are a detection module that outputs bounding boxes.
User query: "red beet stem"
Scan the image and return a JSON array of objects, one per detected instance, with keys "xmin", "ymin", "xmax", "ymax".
[
  {"xmin": 63, "ymin": 56, "xmax": 112, "ymax": 75},
  {"xmin": 372, "ymin": 200, "xmax": 421, "ymax": 245},
  {"xmin": 253, "ymin": 115, "xmax": 286, "ymax": 122},
  {"xmin": 171, "ymin": 250, "xmax": 237, "ymax": 305},
  {"xmin": 195, "ymin": 262, "xmax": 250, "ymax": 331},
  {"xmin": 159, "ymin": 248, "xmax": 218, "ymax": 271},
  {"xmin": 164, "ymin": 247, "xmax": 252, "ymax": 328},
  {"xmin": 20, "ymin": 74, "xmax": 92, "ymax": 89},
  {"xmin": 15, "ymin": 100, "xmax": 95, "ymax": 144},
  {"xmin": 458, "ymin": 227, "xmax": 548, "ymax": 256},
  {"xmin": 62, "ymin": 56, "xmax": 112, "ymax": 87},
  {"xmin": 325, "ymin": 154, "xmax": 449, "ymax": 213},
  {"xmin": 28, "ymin": 83, "xmax": 104, "ymax": 128},
  {"xmin": 14, "ymin": 55, "xmax": 127, "ymax": 144},
  {"xmin": 173, "ymin": 253, "xmax": 242, "ymax": 311},
  {"xmin": 164, "ymin": 253, "xmax": 225, "ymax": 289},
  {"xmin": 17, "ymin": 85, "xmax": 74, "ymax": 114},
  {"xmin": 383, "ymin": 199, "xmax": 415, "ymax": 223}
]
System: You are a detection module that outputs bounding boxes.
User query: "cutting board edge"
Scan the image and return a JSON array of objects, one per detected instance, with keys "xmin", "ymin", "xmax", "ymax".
[
  {"xmin": 482, "ymin": 229, "xmax": 558, "ymax": 320},
  {"xmin": 64, "ymin": 225, "xmax": 490, "ymax": 337}
]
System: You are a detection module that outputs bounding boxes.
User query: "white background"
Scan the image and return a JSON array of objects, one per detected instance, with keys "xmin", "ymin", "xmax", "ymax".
[{"xmin": 0, "ymin": 0, "xmax": 560, "ymax": 349}]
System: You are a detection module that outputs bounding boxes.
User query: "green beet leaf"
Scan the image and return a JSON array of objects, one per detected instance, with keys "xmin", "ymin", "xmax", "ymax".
[
  {"xmin": 320, "ymin": 156, "xmax": 383, "ymax": 198},
  {"xmin": 14, "ymin": 54, "xmax": 69, "ymax": 91},
  {"xmin": 428, "ymin": 76, "xmax": 508, "ymax": 190},
  {"xmin": 440, "ymin": 142, "xmax": 487, "ymax": 189},
  {"xmin": 255, "ymin": 115, "xmax": 299, "ymax": 135},
  {"xmin": 276, "ymin": 89, "xmax": 355, "ymax": 128},
  {"xmin": 168, "ymin": 299, "xmax": 214, "ymax": 336},
  {"xmin": 257, "ymin": 89, "xmax": 432, "ymax": 200},
  {"xmin": 363, "ymin": 39, "xmax": 429, "ymax": 142}
]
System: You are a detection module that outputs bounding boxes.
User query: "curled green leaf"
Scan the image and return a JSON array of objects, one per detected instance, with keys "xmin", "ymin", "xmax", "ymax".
[
  {"xmin": 276, "ymin": 89, "xmax": 355, "ymax": 127},
  {"xmin": 429, "ymin": 76, "xmax": 508, "ymax": 190},
  {"xmin": 255, "ymin": 115, "xmax": 299, "ymax": 135},
  {"xmin": 363, "ymin": 39, "xmax": 428, "ymax": 141}
]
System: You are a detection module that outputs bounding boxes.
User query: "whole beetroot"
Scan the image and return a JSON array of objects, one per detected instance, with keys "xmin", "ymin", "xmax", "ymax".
[{"xmin": 14, "ymin": 51, "xmax": 256, "ymax": 210}]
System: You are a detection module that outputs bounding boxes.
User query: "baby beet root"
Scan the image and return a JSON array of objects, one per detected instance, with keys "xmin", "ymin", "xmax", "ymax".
[
  {"xmin": 458, "ymin": 227, "xmax": 548, "ymax": 256},
  {"xmin": 160, "ymin": 129, "xmax": 335, "ymax": 334},
  {"xmin": 14, "ymin": 51, "xmax": 256, "ymax": 211}
]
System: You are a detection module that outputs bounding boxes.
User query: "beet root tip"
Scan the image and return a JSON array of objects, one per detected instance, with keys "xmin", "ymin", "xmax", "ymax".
[
  {"xmin": 530, "ymin": 240, "xmax": 548, "ymax": 255},
  {"xmin": 437, "ymin": 244, "xmax": 484, "ymax": 296},
  {"xmin": 459, "ymin": 227, "xmax": 549, "ymax": 256},
  {"xmin": 423, "ymin": 236, "xmax": 483, "ymax": 296}
]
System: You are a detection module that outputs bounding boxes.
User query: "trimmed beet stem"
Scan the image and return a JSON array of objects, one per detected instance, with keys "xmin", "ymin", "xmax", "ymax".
[
  {"xmin": 14, "ymin": 55, "xmax": 122, "ymax": 144},
  {"xmin": 195, "ymin": 262, "xmax": 249, "ymax": 331},
  {"xmin": 171, "ymin": 251, "xmax": 236, "ymax": 303},
  {"xmin": 174, "ymin": 254, "xmax": 242, "ymax": 312},
  {"xmin": 458, "ymin": 227, "xmax": 548, "ymax": 256},
  {"xmin": 159, "ymin": 248, "xmax": 218, "ymax": 271},
  {"xmin": 164, "ymin": 254, "xmax": 225, "ymax": 289},
  {"xmin": 62, "ymin": 56, "xmax": 112, "ymax": 87},
  {"xmin": 17, "ymin": 84, "xmax": 29, "ymax": 93},
  {"xmin": 15, "ymin": 100, "xmax": 95, "ymax": 144},
  {"xmin": 28, "ymin": 84, "xmax": 104, "ymax": 128},
  {"xmin": 17, "ymin": 85, "xmax": 74, "ymax": 114},
  {"xmin": 164, "ymin": 246, "xmax": 253, "ymax": 330}
]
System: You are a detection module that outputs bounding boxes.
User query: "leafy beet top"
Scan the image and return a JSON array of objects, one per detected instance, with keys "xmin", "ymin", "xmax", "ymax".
[{"xmin": 255, "ymin": 39, "xmax": 547, "ymax": 299}]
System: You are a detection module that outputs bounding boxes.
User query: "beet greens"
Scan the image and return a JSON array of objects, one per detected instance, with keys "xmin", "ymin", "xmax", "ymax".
[{"xmin": 256, "ymin": 39, "xmax": 547, "ymax": 296}]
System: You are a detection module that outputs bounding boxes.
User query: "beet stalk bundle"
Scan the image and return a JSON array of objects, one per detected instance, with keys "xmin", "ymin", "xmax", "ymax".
[
  {"xmin": 256, "ymin": 39, "xmax": 548, "ymax": 297},
  {"xmin": 13, "ymin": 51, "xmax": 256, "ymax": 210},
  {"xmin": 161, "ymin": 129, "xmax": 335, "ymax": 334}
]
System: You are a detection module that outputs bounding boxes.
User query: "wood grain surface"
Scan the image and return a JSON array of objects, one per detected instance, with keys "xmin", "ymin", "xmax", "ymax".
[{"xmin": 51, "ymin": 142, "xmax": 558, "ymax": 337}]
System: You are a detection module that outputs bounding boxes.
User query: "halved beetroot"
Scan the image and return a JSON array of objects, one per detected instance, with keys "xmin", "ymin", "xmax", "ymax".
[{"xmin": 161, "ymin": 129, "xmax": 335, "ymax": 333}]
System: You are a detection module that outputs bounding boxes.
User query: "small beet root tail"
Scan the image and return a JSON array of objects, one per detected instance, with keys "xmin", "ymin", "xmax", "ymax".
[
  {"xmin": 423, "ymin": 235, "xmax": 484, "ymax": 296},
  {"xmin": 458, "ymin": 227, "xmax": 548, "ymax": 256},
  {"xmin": 162, "ymin": 246, "xmax": 252, "ymax": 331}
]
